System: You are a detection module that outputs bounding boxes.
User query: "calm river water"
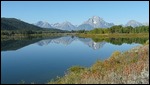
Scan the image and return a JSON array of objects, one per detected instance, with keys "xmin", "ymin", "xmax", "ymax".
[{"xmin": 2, "ymin": 36, "xmax": 147, "ymax": 84}]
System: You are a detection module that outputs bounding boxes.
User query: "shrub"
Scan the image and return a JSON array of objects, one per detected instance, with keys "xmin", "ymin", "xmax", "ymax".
[{"xmin": 68, "ymin": 66, "xmax": 85, "ymax": 73}]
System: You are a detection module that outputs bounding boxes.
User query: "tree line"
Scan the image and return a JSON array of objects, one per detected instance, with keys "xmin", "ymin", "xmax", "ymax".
[
  {"xmin": 1, "ymin": 30, "xmax": 68, "ymax": 36},
  {"xmin": 74, "ymin": 25, "xmax": 149, "ymax": 34},
  {"xmin": 1, "ymin": 25, "xmax": 149, "ymax": 36}
]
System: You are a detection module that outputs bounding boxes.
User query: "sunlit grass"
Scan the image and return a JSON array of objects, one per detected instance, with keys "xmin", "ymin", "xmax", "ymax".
[{"xmin": 77, "ymin": 33, "xmax": 149, "ymax": 38}]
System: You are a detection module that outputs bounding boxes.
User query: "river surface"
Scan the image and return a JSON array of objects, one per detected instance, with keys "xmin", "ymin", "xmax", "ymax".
[{"xmin": 2, "ymin": 36, "xmax": 147, "ymax": 84}]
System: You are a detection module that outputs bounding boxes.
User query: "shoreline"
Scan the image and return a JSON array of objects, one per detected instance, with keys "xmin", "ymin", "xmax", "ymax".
[
  {"xmin": 48, "ymin": 40, "xmax": 149, "ymax": 84},
  {"xmin": 76, "ymin": 33, "xmax": 149, "ymax": 38}
]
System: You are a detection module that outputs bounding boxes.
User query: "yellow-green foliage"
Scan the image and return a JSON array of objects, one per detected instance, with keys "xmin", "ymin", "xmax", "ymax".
[
  {"xmin": 68, "ymin": 66, "xmax": 85, "ymax": 73},
  {"xmin": 109, "ymin": 51, "xmax": 121, "ymax": 60},
  {"xmin": 77, "ymin": 33, "xmax": 149, "ymax": 38},
  {"xmin": 48, "ymin": 42, "xmax": 149, "ymax": 84},
  {"xmin": 145, "ymin": 40, "xmax": 149, "ymax": 45}
]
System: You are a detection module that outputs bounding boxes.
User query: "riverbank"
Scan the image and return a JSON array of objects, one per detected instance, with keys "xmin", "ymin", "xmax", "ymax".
[
  {"xmin": 1, "ymin": 33, "xmax": 149, "ymax": 41},
  {"xmin": 48, "ymin": 40, "xmax": 149, "ymax": 84},
  {"xmin": 77, "ymin": 33, "xmax": 149, "ymax": 38}
]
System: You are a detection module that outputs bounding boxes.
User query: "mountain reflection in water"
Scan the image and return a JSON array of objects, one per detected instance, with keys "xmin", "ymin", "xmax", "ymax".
[
  {"xmin": 37, "ymin": 36, "xmax": 106, "ymax": 50},
  {"xmin": 1, "ymin": 36, "xmax": 148, "ymax": 51}
]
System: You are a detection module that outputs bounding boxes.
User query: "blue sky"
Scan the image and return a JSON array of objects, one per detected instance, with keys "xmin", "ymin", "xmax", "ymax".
[{"xmin": 1, "ymin": 1, "xmax": 149, "ymax": 25}]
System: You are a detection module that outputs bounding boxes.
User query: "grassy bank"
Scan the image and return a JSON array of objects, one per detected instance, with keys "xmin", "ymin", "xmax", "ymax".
[
  {"xmin": 77, "ymin": 33, "xmax": 149, "ymax": 38},
  {"xmin": 48, "ymin": 40, "xmax": 149, "ymax": 84}
]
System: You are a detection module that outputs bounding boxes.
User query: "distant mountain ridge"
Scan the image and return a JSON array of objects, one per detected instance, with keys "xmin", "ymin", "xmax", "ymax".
[
  {"xmin": 77, "ymin": 16, "xmax": 114, "ymax": 30},
  {"xmin": 34, "ymin": 16, "xmax": 115, "ymax": 30},
  {"xmin": 52, "ymin": 21, "xmax": 76, "ymax": 31},
  {"xmin": 34, "ymin": 16, "xmax": 148, "ymax": 31},
  {"xmin": 34, "ymin": 21, "xmax": 53, "ymax": 28},
  {"xmin": 1, "ymin": 18, "xmax": 42, "ymax": 30},
  {"xmin": 125, "ymin": 20, "xmax": 143, "ymax": 28},
  {"xmin": 1, "ymin": 18, "xmax": 67, "ymax": 33},
  {"xmin": 1, "ymin": 17, "xmax": 148, "ymax": 31}
]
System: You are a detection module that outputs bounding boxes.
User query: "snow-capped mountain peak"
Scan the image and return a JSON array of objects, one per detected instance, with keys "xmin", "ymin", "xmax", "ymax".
[
  {"xmin": 93, "ymin": 20, "xmax": 97, "ymax": 24},
  {"xmin": 51, "ymin": 21, "xmax": 76, "ymax": 31},
  {"xmin": 34, "ymin": 21, "xmax": 52, "ymax": 28},
  {"xmin": 125, "ymin": 20, "xmax": 143, "ymax": 27},
  {"xmin": 62, "ymin": 21, "xmax": 72, "ymax": 25},
  {"xmin": 77, "ymin": 16, "xmax": 114, "ymax": 30},
  {"xmin": 33, "ymin": 16, "xmax": 147, "ymax": 31}
]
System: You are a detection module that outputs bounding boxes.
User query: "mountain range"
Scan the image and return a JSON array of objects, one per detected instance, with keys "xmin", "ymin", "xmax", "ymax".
[
  {"xmin": 34, "ymin": 21, "xmax": 53, "ymax": 28},
  {"xmin": 77, "ymin": 16, "xmax": 114, "ymax": 30},
  {"xmin": 34, "ymin": 16, "xmax": 148, "ymax": 31},
  {"xmin": 125, "ymin": 20, "xmax": 143, "ymax": 28},
  {"xmin": 1, "ymin": 16, "xmax": 148, "ymax": 31},
  {"xmin": 1, "ymin": 18, "xmax": 67, "ymax": 32},
  {"xmin": 1, "ymin": 18, "xmax": 42, "ymax": 30},
  {"xmin": 51, "ymin": 21, "xmax": 76, "ymax": 31}
]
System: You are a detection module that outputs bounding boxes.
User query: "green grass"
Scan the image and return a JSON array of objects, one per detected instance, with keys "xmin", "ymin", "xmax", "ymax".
[{"xmin": 77, "ymin": 33, "xmax": 149, "ymax": 38}]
